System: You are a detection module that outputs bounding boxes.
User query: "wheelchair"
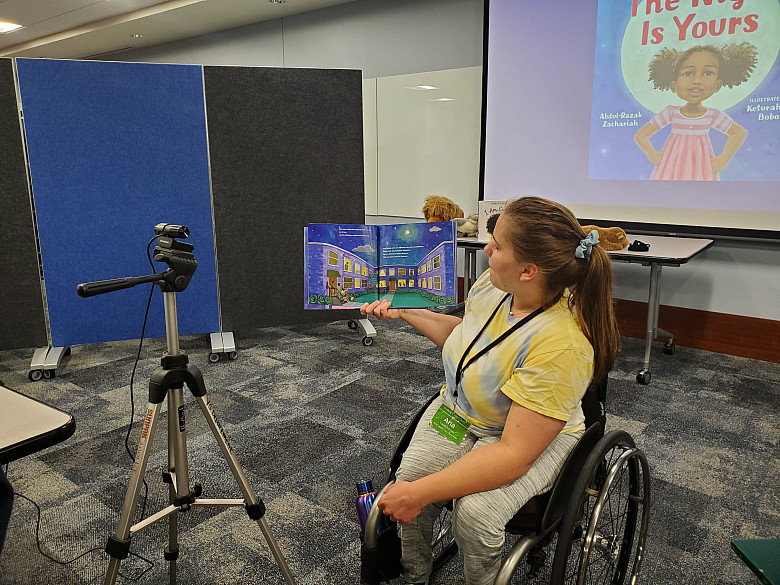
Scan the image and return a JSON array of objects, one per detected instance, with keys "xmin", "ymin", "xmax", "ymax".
[{"xmin": 360, "ymin": 378, "xmax": 651, "ymax": 585}]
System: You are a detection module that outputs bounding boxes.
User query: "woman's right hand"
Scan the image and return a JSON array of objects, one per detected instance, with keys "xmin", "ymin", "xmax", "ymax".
[{"xmin": 360, "ymin": 299, "xmax": 402, "ymax": 320}]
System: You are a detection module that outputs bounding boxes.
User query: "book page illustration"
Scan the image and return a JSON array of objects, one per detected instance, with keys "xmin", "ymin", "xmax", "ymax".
[{"xmin": 304, "ymin": 222, "xmax": 456, "ymax": 310}]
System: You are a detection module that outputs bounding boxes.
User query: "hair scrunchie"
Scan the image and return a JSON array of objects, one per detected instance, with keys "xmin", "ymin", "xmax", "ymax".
[{"xmin": 575, "ymin": 230, "xmax": 600, "ymax": 260}]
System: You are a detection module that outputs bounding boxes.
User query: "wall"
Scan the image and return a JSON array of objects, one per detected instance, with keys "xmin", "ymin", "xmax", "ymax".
[{"xmin": 114, "ymin": 0, "xmax": 780, "ymax": 324}]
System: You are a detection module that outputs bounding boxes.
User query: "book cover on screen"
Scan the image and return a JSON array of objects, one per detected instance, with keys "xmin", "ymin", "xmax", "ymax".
[
  {"xmin": 589, "ymin": 0, "xmax": 780, "ymax": 182},
  {"xmin": 304, "ymin": 221, "xmax": 457, "ymax": 310}
]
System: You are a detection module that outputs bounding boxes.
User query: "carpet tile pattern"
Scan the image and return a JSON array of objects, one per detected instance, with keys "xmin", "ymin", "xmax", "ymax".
[{"xmin": 1, "ymin": 317, "xmax": 778, "ymax": 584}]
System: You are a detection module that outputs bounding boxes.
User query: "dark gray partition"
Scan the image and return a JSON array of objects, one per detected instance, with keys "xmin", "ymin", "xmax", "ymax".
[
  {"xmin": 204, "ymin": 66, "xmax": 364, "ymax": 331},
  {"xmin": 0, "ymin": 58, "xmax": 47, "ymax": 351}
]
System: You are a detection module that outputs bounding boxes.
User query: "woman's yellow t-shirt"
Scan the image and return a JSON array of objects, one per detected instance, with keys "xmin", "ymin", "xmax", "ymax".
[{"xmin": 440, "ymin": 269, "xmax": 594, "ymax": 436}]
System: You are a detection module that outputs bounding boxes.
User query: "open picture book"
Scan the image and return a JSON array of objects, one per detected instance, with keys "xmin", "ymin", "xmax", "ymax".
[{"xmin": 304, "ymin": 221, "xmax": 457, "ymax": 310}]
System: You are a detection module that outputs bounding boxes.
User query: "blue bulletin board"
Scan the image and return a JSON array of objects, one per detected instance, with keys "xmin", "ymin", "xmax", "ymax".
[{"xmin": 16, "ymin": 59, "xmax": 219, "ymax": 346}]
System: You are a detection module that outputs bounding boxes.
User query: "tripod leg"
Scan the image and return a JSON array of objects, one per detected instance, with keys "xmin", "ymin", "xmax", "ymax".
[
  {"xmin": 195, "ymin": 394, "xmax": 297, "ymax": 585},
  {"xmin": 165, "ymin": 385, "xmax": 192, "ymax": 585},
  {"xmin": 105, "ymin": 401, "xmax": 164, "ymax": 585}
]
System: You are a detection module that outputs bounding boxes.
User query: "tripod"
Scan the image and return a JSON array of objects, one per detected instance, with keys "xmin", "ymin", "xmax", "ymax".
[{"xmin": 77, "ymin": 225, "xmax": 297, "ymax": 585}]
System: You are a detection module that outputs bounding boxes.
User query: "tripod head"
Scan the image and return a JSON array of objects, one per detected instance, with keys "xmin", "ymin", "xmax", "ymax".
[{"xmin": 77, "ymin": 223, "xmax": 197, "ymax": 298}]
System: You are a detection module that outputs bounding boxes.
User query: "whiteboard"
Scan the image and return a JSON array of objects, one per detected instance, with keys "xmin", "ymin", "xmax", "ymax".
[{"xmin": 372, "ymin": 67, "xmax": 483, "ymax": 220}]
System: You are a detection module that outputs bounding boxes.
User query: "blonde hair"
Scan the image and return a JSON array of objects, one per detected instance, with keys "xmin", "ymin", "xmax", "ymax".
[
  {"xmin": 422, "ymin": 195, "xmax": 464, "ymax": 222},
  {"xmin": 502, "ymin": 197, "xmax": 620, "ymax": 388}
]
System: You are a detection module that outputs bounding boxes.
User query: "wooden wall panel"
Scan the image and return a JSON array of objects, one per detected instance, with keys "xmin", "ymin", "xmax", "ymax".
[{"xmin": 615, "ymin": 299, "xmax": 780, "ymax": 364}]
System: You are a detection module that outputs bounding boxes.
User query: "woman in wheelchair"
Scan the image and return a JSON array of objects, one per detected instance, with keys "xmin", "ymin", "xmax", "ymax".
[{"xmin": 360, "ymin": 197, "xmax": 620, "ymax": 585}]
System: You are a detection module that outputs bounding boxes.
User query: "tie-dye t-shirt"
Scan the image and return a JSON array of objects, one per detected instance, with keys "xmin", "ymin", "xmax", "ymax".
[{"xmin": 440, "ymin": 270, "xmax": 594, "ymax": 436}]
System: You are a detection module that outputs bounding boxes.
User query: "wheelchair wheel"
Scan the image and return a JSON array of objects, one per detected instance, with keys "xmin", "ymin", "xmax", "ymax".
[
  {"xmin": 431, "ymin": 503, "xmax": 457, "ymax": 571},
  {"xmin": 550, "ymin": 430, "xmax": 651, "ymax": 585}
]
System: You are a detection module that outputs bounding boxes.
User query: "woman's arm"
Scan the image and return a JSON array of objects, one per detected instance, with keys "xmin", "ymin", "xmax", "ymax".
[
  {"xmin": 634, "ymin": 122, "xmax": 663, "ymax": 165},
  {"xmin": 377, "ymin": 401, "xmax": 566, "ymax": 524},
  {"xmin": 360, "ymin": 300, "xmax": 462, "ymax": 348},
  {"xmin": 711, "ymin": 121, "xmax": 747, "ymax": 174}
]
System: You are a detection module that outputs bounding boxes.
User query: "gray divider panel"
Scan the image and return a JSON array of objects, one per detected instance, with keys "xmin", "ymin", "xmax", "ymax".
[
  {"xmin": 0, "ymin": 58, "xmax": 47, "ymax": 351},
  {"xmin": 204, "ymin": 66, "xmax": 364, "ymax": 332}
]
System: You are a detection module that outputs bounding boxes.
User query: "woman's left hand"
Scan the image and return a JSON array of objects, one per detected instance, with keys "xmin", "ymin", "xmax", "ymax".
[{"xmin": 377, "ymin": 481, "xmax": 424, "ymax": 525}]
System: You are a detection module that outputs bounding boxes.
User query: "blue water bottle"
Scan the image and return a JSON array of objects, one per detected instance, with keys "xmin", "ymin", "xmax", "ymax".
[{"xmin": 356, "ymin": 480, "xmax": 387, "ymax": 534}]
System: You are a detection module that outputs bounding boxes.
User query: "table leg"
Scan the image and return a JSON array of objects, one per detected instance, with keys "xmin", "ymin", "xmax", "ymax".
[
  {"xmin": 462, "ymin": 249, "xmax": 475, "ymax": 300},
  {"xmin": 643, "ymin": 263, "xmax": 662, "ymax": 372},
  {"xmin": 638, "ymin": 262, "xmax": 673, "ymax": 384}
]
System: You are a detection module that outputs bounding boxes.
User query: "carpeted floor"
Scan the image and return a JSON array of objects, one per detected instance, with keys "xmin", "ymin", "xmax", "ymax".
[{"xmin": 0, "ymin": 316, "xmax": 777, "ymax": 585}]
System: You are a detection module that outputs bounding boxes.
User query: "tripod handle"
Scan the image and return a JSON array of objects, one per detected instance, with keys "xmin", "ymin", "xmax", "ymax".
[{"xmin": 77, "ymin": 273, "xmax": 164, "ymax": 298}]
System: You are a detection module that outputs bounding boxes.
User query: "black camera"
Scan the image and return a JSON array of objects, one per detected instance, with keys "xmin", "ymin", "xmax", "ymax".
[{"xmin": 154, "ymin": 223, "xmax": 190, "ymax": 239}]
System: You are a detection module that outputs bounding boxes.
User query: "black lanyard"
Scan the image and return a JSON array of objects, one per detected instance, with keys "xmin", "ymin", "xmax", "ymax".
[{"xmin": 454, "ymin": 293, "xmax": 545, "ymax": 392}]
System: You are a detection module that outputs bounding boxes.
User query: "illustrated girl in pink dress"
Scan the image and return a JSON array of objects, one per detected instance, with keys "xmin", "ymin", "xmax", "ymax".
[{"xmin": 634, "ymin": 43, "xmax": 757, "ymax": 181}]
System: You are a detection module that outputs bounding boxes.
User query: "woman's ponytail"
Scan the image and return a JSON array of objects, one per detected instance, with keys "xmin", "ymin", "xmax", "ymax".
[
  {"xmin": 573, "ymin": 245, "xmax": 620, "ymax": 389},
  {"xmin": 502, "ymin": 197, "xmax": 620, "ymax": 389}
]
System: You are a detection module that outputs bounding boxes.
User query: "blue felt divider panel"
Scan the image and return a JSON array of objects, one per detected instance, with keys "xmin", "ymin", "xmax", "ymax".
[
  {"xmin": 0, "ymin": 58, "xmax": 48, "ymax": 350},
  {"xmin": 17, "ymin": 59, "xmax": 219, "ymax": 347}
]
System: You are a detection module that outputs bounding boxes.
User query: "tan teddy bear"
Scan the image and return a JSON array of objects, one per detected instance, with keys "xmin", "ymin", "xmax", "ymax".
[
  {"xmin": 581, "ymin": 225, "xmax": 629, "ymax": 251},
  {"xmin": 422, "ymin": 195, "xmax": 465, "ymax": 222}
]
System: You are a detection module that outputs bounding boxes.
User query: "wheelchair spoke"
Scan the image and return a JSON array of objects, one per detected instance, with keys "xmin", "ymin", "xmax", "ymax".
[
  {"xmin": 548, "ymin": 432, "xmax": 648, "ymax": 585},
  {"xmin": 577, "ymin": 449, "xmax": 643, "ymax": 585},
  {"xmin": 431, "ymin": 505, "xmax": 458, "ymax": 571}
]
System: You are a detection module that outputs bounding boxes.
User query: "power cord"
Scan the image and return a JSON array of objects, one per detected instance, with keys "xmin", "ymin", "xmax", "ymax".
[
  {"xmin": 5, "ymin": 234, "xmax": 163, "ymax": 580},
  {"xmin": 10, "ymin": 489, "xmax": 153, "ymax": 579},
  {"xmin": 124, "ymin": 235, "xmax": 160, "ymax": 522}
]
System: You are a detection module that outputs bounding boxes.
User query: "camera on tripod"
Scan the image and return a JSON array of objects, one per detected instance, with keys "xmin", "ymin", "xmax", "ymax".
[
  {"xmin": 76, "ymin": 223, "xmax": 196, "ymax": 298},
  {"xmin": 77, "ymin": 223, "xmax": 297, "ymax": 585},
  {"xmin": 152, "ymin": 223, "xmax": 197, "ymax": 294}
]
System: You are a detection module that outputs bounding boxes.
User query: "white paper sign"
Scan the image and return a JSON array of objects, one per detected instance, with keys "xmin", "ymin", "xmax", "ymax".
[{"xmin": 477, "ymin": 199, "xmax": 514, "ymax": 242}]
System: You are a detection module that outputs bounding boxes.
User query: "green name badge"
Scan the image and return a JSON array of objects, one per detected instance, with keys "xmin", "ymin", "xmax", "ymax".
[{"xmin": 430, "ymin": 403, "xmax": 470, "ymax": 445}]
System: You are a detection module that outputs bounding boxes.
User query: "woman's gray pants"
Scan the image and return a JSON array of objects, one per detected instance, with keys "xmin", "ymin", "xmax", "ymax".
[{"xmin": 395, "ymin": 395, "xmax": 582, "ymax": 585}]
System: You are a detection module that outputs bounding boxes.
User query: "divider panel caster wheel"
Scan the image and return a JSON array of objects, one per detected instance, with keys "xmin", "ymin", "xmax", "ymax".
[
  {"xmin": 43, "ymin": 369, "xmax": 55, "ymax": 379},
  {"xmin": 362, "ymin": 336, "xmax": 374, "ymax": 347},
  {"xmin": 663, "ymin": 342, "xmax": 675, "ymax": 355},
  {"xmin": 347, "ymin": 319, "xmax": 359, "ymax": 330},
  {"xmin": 28, "ymin": 369, "xmax": 43, "ymax": 382},
  {"xmin": 228, "ymin": 351, "xmax": 238, "ymax": 360},
  {"xmin": 636, "ymin": 370, "xmax": 651, "ymax": 385},
  {"xmin": 208, "ymin": 353, "xmax": 221, "ymax": 363}
]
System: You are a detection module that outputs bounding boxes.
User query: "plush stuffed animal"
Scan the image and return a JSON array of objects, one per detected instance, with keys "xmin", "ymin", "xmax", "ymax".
[
  {"xmin": 581, "ymin": 224, "xmax": 629, "ymax": 251},
  {"xmin": 422, "ymin": 195, "xmax": 464, "ymax": 222},
  {"xmin": 455, "ymin": 214, "xmax": 478, "ymax": 237}
]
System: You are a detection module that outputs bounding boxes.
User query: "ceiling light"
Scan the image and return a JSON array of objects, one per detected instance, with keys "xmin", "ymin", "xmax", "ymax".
[
  {"xmin": 0, "ymin": 0, "xmax": 205, "ymax": 57},
  {"xmin": 406, "ymin": 85, "xmax": 439, "ymax": 90},
  {"xmin": 130, "ymin": 34, "xmax": 143, "ymax": 38},
  {"xmin": 430, "ymin": 98, "xmax": 455, "ymax": 102},
  {"xmin": 269, "ymin": 0, "xmax": 287, "ymax": 3},
  {"xmin": 0, "ymin": 22, "xmax": 23, "ymax": 34}
]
